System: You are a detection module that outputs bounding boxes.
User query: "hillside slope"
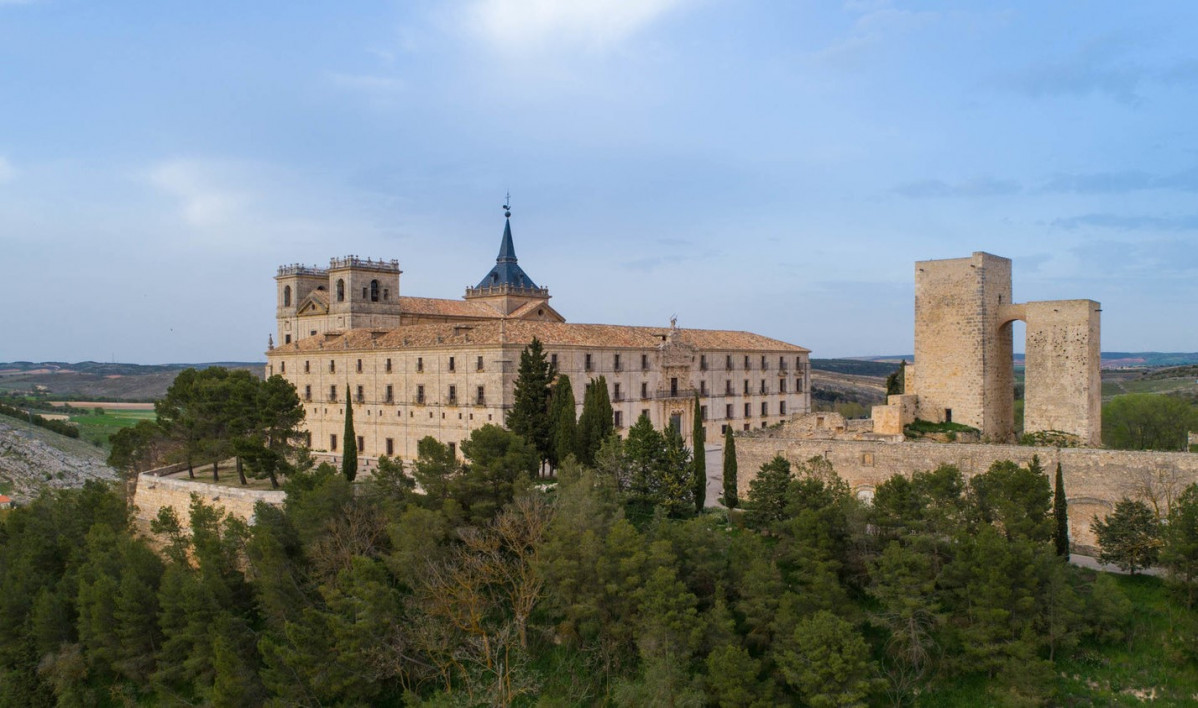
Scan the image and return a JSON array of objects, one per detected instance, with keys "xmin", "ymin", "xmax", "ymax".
[{"xmin": 0, "ymin": 415, "xmax": 116, "ymax": 502}]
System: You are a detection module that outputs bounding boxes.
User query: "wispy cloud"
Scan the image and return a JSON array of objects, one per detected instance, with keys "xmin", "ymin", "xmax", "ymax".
[
  {"xmin": 0, "ymin": 156, "xmax": 14, "ymax": 183},
  {"xmin": 148, "ymin": 160, "xmax": 249, "ymax": 227},
  {"xmin": 1052, "ymin": 213, "xmax": 1198, "ymax": 231},
  {"xmin": 1040, "ymin": 166, "xmax": 1198, "ymax": 194},
  {"xmin": 1070, "ymin": 238, "xmax": 1198, "ymax": 275},
  {"xmin": 893, "ymin": 176, "xmax": 1020, "ymax": 198},
  {"xmin": 463, "ymin": 0, "xmax": 691, "ymax": 53}
]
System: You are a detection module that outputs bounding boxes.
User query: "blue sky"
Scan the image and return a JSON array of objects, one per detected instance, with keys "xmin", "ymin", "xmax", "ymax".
[{"xmin": 3, "ymin": 0, "xmax": 1197, "ymax": 363}]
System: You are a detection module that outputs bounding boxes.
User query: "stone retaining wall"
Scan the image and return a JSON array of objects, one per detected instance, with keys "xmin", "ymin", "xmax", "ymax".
[{"xmin": 132, "ymin": 472, "xmax": 286, "ymax": 528}]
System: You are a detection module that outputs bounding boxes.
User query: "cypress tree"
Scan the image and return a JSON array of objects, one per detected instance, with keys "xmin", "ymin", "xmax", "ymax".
[
  {"xmin": 506, "ymin": 338, "xmax": 555, "ymax": 471},
  {"xmin": 1054, "ymin": 461, "xmax": 1069, "ymax": 559},
  {"xmin": 723, "ymin": 425, "xmax": 738, "ymax": 509},
  {"xmin": 576, "ymin": 376, "xmax": 613, "ymax": 466},
  {"xmin": 692, "ymin": 393, "xmax": 706, "ymax": 512},
  {"xmin": 342, "ymin": 391, "xmax": 357, "ymax": 482},
  {"xmin": 547, "ymin": 374, "xmax": 577, "ymax": 469}
]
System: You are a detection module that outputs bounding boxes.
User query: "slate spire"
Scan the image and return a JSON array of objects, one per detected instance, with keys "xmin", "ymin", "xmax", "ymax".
[{"xmin": 472, "ymin": 195, "xmax": 540, "ymax": 291}]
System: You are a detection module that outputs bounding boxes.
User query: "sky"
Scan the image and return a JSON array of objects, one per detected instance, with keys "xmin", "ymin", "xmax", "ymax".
[{"xmin": 3, "ymin": 0, "xmax": 1198, "ymax": 363}]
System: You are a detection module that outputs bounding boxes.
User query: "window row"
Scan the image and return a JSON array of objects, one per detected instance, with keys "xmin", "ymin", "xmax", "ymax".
[
  {"xmin": 282, "ymin": 355, "xmax": 487, "ymax": 375},
  {"xmin": 308, "ymin": 384, "xmax": 487, "ymax": 406}
]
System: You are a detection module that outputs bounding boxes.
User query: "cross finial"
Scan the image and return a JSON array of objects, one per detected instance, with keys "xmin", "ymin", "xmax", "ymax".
[{"xmin": 503, "ymin": 192, "xmax": 511, "ymax": 218}]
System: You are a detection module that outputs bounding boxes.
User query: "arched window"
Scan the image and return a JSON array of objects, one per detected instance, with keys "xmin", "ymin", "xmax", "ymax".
[
  {"xmin": 283, "ymin": 285, "xmax": 292, "ymax": 307},
  {"xmin": 370, "ymin": 279, "xmax": 379, "ymax": 302},
  {"xmin": 336, "ymin": 279, "xmax": 345, "ymax": 302}
]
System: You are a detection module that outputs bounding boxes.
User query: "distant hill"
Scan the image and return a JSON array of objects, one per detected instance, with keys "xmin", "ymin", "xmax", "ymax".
[
  {"xmin": 0, "ymin": 362, "xmax": 265, "ymax": 401},
  {"xmin": 810, "ymin": 359, "xmax": 901, "ymax": 378}
]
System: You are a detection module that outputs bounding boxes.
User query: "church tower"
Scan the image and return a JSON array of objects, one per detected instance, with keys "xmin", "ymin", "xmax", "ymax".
[{"xmin": 465, "ymin": 200, "xmax": 551, "ymax": 315}]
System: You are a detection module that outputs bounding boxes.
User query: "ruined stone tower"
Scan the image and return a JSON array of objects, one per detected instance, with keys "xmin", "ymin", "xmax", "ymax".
[{"xmin": 876, "ymin": 252, "xmax": 1101, "ymax": 446}]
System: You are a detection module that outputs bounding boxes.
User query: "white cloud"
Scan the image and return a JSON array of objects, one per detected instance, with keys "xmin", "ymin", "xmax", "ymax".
[
  {"xmin": 148, "ymin": 159, "xmax": 249, "ymax": 227},
  {"xmin": 464, "ymin": 0, "xmax": 690, "ymax": 52},
  {"xmin": 0, "ymin": 156, "xmax": 14, "ymax": 183}
]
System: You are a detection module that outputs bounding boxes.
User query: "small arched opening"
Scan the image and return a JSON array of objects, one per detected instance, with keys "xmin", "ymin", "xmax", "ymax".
[
  {"xmin": 370, "ymin": 279, "xmax": 379, "ymax": 302},
  {"xmin": 336, "ymin": 279, "xmax": 345, "ymax": 302},
  {"xmin": 283, "ymin": 285, "xmax": 291, "ymax": 307}
]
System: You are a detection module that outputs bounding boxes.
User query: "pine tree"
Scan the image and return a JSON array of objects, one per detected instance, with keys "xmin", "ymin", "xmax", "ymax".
[
  {"xmin": 506, "ymin": 337, "xmax": 555, "ymax": 471},
  {"xmin": 886, "ymin": 360, "xmax": 906, "ymax": 396},
  {"xmin": 692, "ymin": 394, "xmax": 706, "ymax": 513},
  {"xmin": 547, "ymin": 374, "xmax": 577, "ymax": 469},
  {"xmin": 722, "ymin": 426, "xmax": 738, "ymax": 509},
  {"xmin": 577, "ymin": 376, "xmax": 613, "ymax": 466},
  {"xmin": 342, "ymin": 392, "xmax": 357, "ymax": 482},
  {"xmin": 1054, "ymin": 462, "xmax": 1069, "ymax": 559}
]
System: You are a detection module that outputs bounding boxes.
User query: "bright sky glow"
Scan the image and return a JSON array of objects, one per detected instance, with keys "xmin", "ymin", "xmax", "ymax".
[{"xmin": 3, "ymin": 1, "xmax": 1197, "ymax": 362}]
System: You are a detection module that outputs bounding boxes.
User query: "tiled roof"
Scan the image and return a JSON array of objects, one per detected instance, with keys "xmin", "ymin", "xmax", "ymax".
[
  {"xmin": 398, "ymin": 297, "xmax": 504, "ymax": 318},
  {"xmin": 474, "ymin": 218, "xmax": 540, "ymax": 290},
  {"xmin": 273, "ymin": 319, "xmax": 808, "ymax": 354}
]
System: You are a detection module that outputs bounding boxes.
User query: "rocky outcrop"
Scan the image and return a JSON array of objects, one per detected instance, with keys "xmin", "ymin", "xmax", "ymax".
[{"xmin": 0, "ymin": 418, "xmax": 116, "ymax": 501}]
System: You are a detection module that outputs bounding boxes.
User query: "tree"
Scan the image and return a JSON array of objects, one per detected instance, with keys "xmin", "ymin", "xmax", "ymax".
[
  {"xmin": 969, "ymin": 458, "xmax": 1053, "ymax": 543},
  {"xmin": 885, "ymin": 360, "xmax": 906, "ymax": 396},
  {"xmin": 1054, "ymin": 462, "xmax": 1070, "ymax": 559},
  {"xmin": 238, "ymin": 375, "xmax": 306, "ymax": 489},
  {"xmin": 722, "ymin": 426, "xmax": 738, "ymax": 509},
  {"xmin": 1093, "ymin": 498, "xmax": 1162, "ymax": 574},
  {"xmin": 775, "ymin": 610, "xmax": 874, "ymax": 707},
  {"xmin": 625, "ymin": 413, "xmax": 666, "ymax": 506},
  {"xmin": 1102, "ymin": 393, "xmax": 1198, "ymax": 451},
  {"xmin": 547, "ymin": 374, "xmax": 577, "ymax": 470},
  {"xmin": 506, "ymin": 338, "xmax": 555, "ymax": 473},
  {"xmin": 155, "ymin": 368, "xmax": 205, "ymax": 479},
  {"xmin": 342, "ymin": 391, "xmax": 357, "ymax": 482},
  {"xmin": 457, "ymin": 424, "xmax": 539, "ymax": 524},
  {"xmin": 692, "ymin": 394, "xmax": 706, "ymax": 513},
  {"xmin": 1161, "ymin": 483, "xmax": 1198, "ymax": 607},
  {"xmin": 576, "ymin": 376, "xmax": 613, "ymax": 466},
  {"xmin": 747, "ymin": 455, "xmax": 792, "ymax": 527},
  {"xmin": 659, "ymin": 423, "xmax": 695, "ymax": 518}
]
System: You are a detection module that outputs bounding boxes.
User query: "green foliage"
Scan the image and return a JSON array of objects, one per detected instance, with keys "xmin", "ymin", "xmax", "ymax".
[
  {"xmin": 341, "ymin": 393, "xmax": 357, "ymax": 482},
  {"xmin": 692, "ymin": 394, "xmax": 706, "ymax": 513},
  {"xmin": 0, "ymin": 399, "xmax": 81, "ymax": 438},
  {"xmin": 1102, "ymin": 393, "xmax": 1198, "ymax": 450},
  {"xmin": 1054, "ymin": 462, "xmax": 1070, "ymax": 559},
  {"xmin": 457, "ymin": 424, "xmax": 538, "ymax": 524},
  {"xmin": 746, "ymin": 454, "xmax": 792, "ymax": 527},
  {"xmin": 547, "ymin": 373, "xmax": 577, "ymax": 469},
  {"xmin": 885, "ymin": 359, "xmax": 906, "ymax": 396},
  {"xmin": 1093, "ymin": 498, "xmax": 1163, "ymax": 574},
  {"xmin": 1162, "ymin": 483, "xmax": 1198, "ymax": 607},
  {"xmin": 506, "ymin": 337, "xmax": 555, "ymax": 469},
  {"xmin": 1019, "ymin": 429, "xmax": 1082, "ymax": 447},
  {"xmin": 903, "ymin": 418, "xmax": 980, "ymax": 437},
  {"xmin": 969, "ymin": 457, "xmax": 1053, "ymax": 543},
  {"xmin": 721, "ymin": 426, "xmax": 738, "ymax": 509},
  {"xmin": 775, "ymin": 610, "xmax": 874, "ymax": 707},
  {"xmin": 576, "ymin": 376, "xmax": 613, "ymax": 466}
]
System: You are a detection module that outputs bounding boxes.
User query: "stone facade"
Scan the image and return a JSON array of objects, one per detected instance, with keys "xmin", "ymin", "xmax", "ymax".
[
  {"xmin": 267, "ymin": 215, "xmax": 812, "ymax": 463},
  {"xmin": 873, "ymin": 252, "xmax": 1101, "ymax": 445},
  {"xmin": 735, "ymin": 430, "xmax": 1198, "ymax": 550}
]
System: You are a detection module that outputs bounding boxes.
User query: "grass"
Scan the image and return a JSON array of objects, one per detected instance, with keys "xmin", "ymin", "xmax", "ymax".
[{"xmin": 68, "ymin": 408, "xmax": 156, "ymax": 450}]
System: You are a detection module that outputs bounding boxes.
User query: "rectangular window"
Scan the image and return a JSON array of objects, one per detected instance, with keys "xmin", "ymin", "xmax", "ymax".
[
  {"xmin": 417, "ymin": 385, "xmax": 425, "ymax": 404},
  {"xmin": 721, "ymin": 424, "xmax": 728, "ymax": 434},
  {"xmin": 780, "ymin": 379, "xmax": 787, "ymax": 393},
  {"xmin": 761, "ymin": 355, "xmax": 767, "ymax": 370},
  {"xmin": 356, "ymin": 385, "xmax": 364, "ymax": 403},
  {"xmin": 743, "ymin": 379, "xmax": 750, "ymax": 395},
  {"xmin": 761, "ymin": 401, "xmax": 768, "ymax": 416},
  {"xmin": 744, "ymin": 402, "xmax": 751, "ymax": 417},
  {"xmin": 796, "ymin": 356, "xmax": 802, "ymax": 369},
  {"xmin": 386, "ymin": 358, "xmax": 392, "ymax": 373},
  {"xmin": 448, "ymin": 442, "xmax": 456, "ymax": 458},
  {"xmin": 642, "ymin": 408, "xmax": 650, "ymax": 421},
  {"xmin": 614, "ymin": 382, "xmax": 622, "ymax": 401},
  {"xmin": 585, "ymin": 353, "xmax": 593, "ymax": 371},
  {"xmin": 449, "ymin": 356, "xmax": 455, "ymax": 372},
  {"xmin": 725, "ymin": 380, "xmax": 732, "ymax": 395},
  {"xmin": 306, "ymin": 432, "xmax": 312, "ymax": 448},
  {"xmin": 700, "ymin": 405, "xmax": 707, "ymax": 421},
  {"xmin": 614, "ymin": 353, "xmax": 621, "ymax": 371},
  {"xmin": 641, "ymin": 382, "xmax": 648, "ymax": 399},
  {"xmin": 796, "ymin": 377, "xmax": 803, "ymax": 393},
  {"xmin": 330, "ymin": 360, "xmax": 336, "ymax": 373},
  {"xmin": 779, "ymin": 356, "xmax": 787, "ymax": 370},
  {"xmin": 614, "ymin": 410, "xmax": 623, "ymax": 428},
  {"xmin": 357, "ymin": 435, "xmax": 364, "ymax": 452},
  {"xmin": 304, "ymin": 384, "xmax": 311, "ymax": 401},
  {"xmin": 700, "ymin": 354, "xmax": 707, "ymax": 370},
  {"xmin": 760, "ymin": 379, "xmax": 767, "ymax": 394},
  {"xmin": 305, "ymin": 360, "xmax": 310, "ymax": 373},
  {"xmin": 329, "ymin": 385, "xmax": 337, "ymax": 402},
  {"xmin": 670, "ymin": 377, "xmax": 678, "ymax": 397},
  {"xmin": 386, "ymin": 384, "xmax": 393, "ymax": 403},
  {"xmin": 477, "ymin": 386, "xmax": 485, "ymax": 405},
  {"xmin": 356, "ymin": 359, "xmax": 362, "ymax": 373},
  {"xmin": 700, "ymin": 380, "xmax": 707, "ymax": 395},
  {"xmin": 285, "ymin": 334, "xmax": 291, "ymax": 344},
  {"xmin": 780, "ymin": 401, "xmax": 787, "ymax": 415},
  {"xmin": 417, "ymin": 357, "xmax": 424, "ymax": 373},
  {"xmin": 725, "ymin": 354, "xmax": 733, "ymax": 370},
  {"xmin": 641, "ymin": 353, "xmax": 649, "ymax": 370},
  {"xmin": 448, "ymin": 385, "xmax": 457, "ymax": 404},
  {"xmin": 477, "ymin": 356, "xmax": 484, "ymax": 371},
  {"xmin": 550, "ymin": 353, "xmax": 558, "ymax": 368},
  {"xmin": 386, "ymin": 438, "xmax": 394, "ymax": 456},
  {"xmin": 281, "ymin": 361, "xmax": 285, "ymax": 373},
  {"xmin": 744, "ymin": 424, "xmax": 750, "ymax": 431},
  {"xmin": 744, "ymin": 355, "xmax": 750, "ymax": 369},
  {"xmin": 726, "ymin": 403, "xmax": 733, "ymax": 419},
  {"xmin": 330, "ymin": 434, "xmax": 338, "ymax": 451}
]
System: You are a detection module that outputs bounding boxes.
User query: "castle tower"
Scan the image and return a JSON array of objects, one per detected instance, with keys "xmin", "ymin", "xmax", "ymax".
[
  {"xmin": 275, "ymin": 264, "xmax": 329, "ymax": 345},
  {"xmin": 326, "ymin": 256, "xmax": 403, "ymax": 332},
  {"xmin": 465, "ymin": 202, "xmax": 551, "ymax": 315}
]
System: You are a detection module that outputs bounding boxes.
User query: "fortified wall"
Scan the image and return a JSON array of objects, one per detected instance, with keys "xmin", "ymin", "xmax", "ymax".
[
  {"xmin": 735, "ymin": 428, "xmax": 1198, "ymax": 550},
  {"xmin": 132, "ymin": 471, "xmax": 286, "ymax": 529}
]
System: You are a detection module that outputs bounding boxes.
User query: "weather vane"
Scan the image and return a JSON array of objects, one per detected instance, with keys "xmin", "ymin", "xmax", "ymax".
[{"xmin": 503, "ymin": 191, "xmax": 511, "ymax": 218}]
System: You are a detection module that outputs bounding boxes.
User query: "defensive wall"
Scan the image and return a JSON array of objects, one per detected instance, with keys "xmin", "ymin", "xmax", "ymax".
[
  {"xmin": 736, "ymin": 432, "xmax": 1198, "ymax": 550},
  {"xmin": 132, "ymin": 469, "xmax": 286, "ymax": 529}
]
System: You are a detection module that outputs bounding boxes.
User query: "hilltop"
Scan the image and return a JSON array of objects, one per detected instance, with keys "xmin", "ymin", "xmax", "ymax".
[
  {"xmin": 0, "ymin": 361, "xmax": 264, "ymax": 401},
  {"xmin": 0, "ymin": 414, "xmax": 115, "ymax": 502}
]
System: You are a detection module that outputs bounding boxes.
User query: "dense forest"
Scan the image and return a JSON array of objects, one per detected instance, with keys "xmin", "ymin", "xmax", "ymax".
[{"xmin": 3, "ymin": 350, "xmax": 1198, "ymax": 705}]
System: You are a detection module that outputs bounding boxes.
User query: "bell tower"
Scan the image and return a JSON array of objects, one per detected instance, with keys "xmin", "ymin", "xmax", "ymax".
[{"xmin": 465, "ymin": 198, "xmax": 551, "ymax": 315}]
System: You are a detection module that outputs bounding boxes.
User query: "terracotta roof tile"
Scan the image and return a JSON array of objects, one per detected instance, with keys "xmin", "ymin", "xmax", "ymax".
[{"xmin": 398, "ymin": 297, "xmax": 504, "ymax": 318}]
